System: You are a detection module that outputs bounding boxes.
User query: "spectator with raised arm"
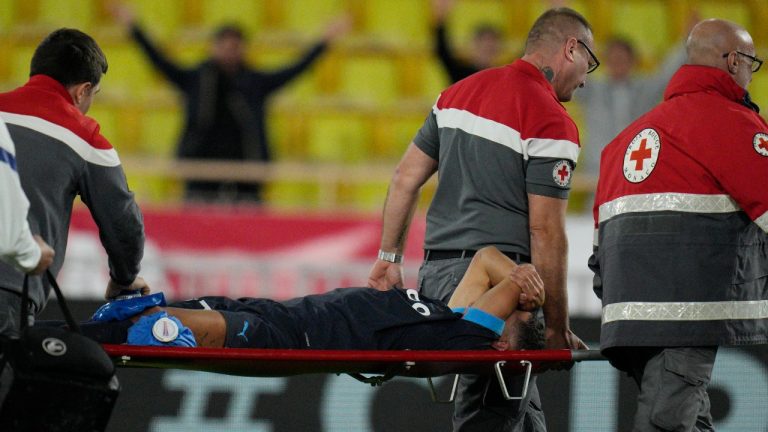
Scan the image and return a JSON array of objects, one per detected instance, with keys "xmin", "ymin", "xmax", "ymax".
[
  {"xmin": 111, "ymin": 4, "xmax": 351, "ymax": 203},
  {"xmin": 431, "ymin": 0, "xmax": 504, "ymax": 83}
]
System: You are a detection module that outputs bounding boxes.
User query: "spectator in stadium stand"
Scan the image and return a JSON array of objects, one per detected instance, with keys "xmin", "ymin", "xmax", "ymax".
[
  {"xmin": 0, "ymin": 116, "xmax": 55, "ymax": 334},
  {"xmin": 431, "ymin": 0, "xmax": 504, "ymax": 83},
  {"xmin": 110, "ymin": 4, "xmax": 351, "ymax": 204},
  {"xmin": 575, "ymin": 12, "xmax": 699, "ymax": 192},
  {"xmin": 0, "ymin": 29, "xmax": 147, "ymax": 338},
  {"xmin": 368, "ymin": 8, "xmax": 593, "ymax": 432},
  {"xmin": 590, "ymin": 18, "xmax": 767, "ymax": 431}
]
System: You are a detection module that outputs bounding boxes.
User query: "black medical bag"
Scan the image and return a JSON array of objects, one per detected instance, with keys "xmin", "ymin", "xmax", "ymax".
[{"xmin": 0, "ymin": 271, "xmax": 120, "ymax": 431}]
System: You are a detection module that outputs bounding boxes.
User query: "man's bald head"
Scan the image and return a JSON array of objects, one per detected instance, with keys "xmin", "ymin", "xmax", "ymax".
[{"xmin": 686, "ymin": 18, "xmax": 756, "ymax": 89}]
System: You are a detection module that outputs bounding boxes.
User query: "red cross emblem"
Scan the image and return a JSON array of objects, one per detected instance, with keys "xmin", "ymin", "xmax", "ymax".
[
  {"xmin": 753, "ymin": 133, "xmax": 768, "ymax": 157},
  {"xmin": 629, "ymin": 138, "xmax": 652, "ymax": 170},
  {"xmin": 552, "ymin": 160, "xmax": 572, "ymax": 187},
  {"xmin": 623, "ymin": 128, "xmax": 661, "ymax": 183}
]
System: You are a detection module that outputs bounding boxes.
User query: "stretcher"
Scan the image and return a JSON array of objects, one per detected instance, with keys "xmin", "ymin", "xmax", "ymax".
[{"xmin": 102, "ymin": 345, "xmax": 606, "ymax": 402}]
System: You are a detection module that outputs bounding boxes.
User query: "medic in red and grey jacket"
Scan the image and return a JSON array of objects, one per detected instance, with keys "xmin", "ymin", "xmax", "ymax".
[
  {"xmin": 591, "ymin": 65, "xmax": 768, "ymax": 354},
  {"xmin": 0, "ymin": 75, "xmax": 144, "ymax": 311}
]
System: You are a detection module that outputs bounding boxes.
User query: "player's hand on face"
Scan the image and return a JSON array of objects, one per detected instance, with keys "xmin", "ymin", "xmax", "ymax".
[
  {"xmin": 509, "ymin": 264, "xmax": 545, "ymax": 309},
  {"xmin": 367, "ymin": 260, "xmax": 404, "ymax": 291}
]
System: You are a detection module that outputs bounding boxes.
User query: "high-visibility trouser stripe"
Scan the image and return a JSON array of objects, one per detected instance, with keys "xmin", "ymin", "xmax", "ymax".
[{"xmin": 602, "ymin": 300, "xmax": 768, "ymax": 324}]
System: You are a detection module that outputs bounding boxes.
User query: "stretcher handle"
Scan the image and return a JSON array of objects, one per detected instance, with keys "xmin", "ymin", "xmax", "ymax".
[{"xmin": 571, "ymin": 349, "xmax": 606, "ymax": 362}]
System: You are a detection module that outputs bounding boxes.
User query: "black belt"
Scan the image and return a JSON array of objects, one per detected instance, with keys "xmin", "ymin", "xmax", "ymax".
[{"xmin": 424, "ymin": 249, "xmax": 530, "ymax": 263}]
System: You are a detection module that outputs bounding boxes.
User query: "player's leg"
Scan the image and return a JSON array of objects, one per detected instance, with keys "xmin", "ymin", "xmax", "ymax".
[{"xmin": 447, "ymin": 246, "xmax": 518, "ymax": 309}]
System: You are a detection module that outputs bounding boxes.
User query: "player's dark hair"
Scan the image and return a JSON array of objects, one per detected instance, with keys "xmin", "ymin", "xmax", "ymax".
[
  {"xmin": 30, "ymin": 28, "xmax": 108, "ymax": 86},
  {"xmin": 518, "ymin": 314, "xmax": 545, "ymax": 350}
]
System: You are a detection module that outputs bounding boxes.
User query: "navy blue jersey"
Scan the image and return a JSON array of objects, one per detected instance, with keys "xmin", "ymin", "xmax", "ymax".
[{"xmin": 172, "ymin": 288, "xmax": 498, "ymax": 350}]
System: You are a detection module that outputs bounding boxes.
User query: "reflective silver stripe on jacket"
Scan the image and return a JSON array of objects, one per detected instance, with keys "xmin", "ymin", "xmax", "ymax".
[
  {"xmin": 755, "ymin": 211, "xmax": 768, "ymax": 233},
  {"xmin": 598, "ymin": 193, "xmax": 740, "ymax": 223},
  {"xmin": 602, "ymin": 300, "xmax": 768, "ymax": 324}
]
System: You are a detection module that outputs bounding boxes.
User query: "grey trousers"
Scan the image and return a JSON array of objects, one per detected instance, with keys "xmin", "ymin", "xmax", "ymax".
[
  {"xmin": 629, "ymin": 347, "xmax": 718, "ymax": 432},
  {"xmin": 418, "ymin": 257, "xmax": 546, "ymax": 432}
]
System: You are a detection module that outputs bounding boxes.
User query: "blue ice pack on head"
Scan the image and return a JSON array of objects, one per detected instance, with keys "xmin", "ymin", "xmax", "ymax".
[
  {"xmin": 127, "ymin": 311, "xmax": 197, "ymax": 347},
  {"xmin": 91, "ymin": 292, "xmax": 167, "ymax": 322}
]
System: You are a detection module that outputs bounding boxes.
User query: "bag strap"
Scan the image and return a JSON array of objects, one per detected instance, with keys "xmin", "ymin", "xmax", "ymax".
[{"xmin": 20, "ymin": 271, "xmax": 81, "ymax": 334}]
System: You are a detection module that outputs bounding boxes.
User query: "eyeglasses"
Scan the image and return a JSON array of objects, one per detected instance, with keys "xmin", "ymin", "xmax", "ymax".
[
  {"xmin": 722, "ymin": 51, "xmax": 763, "ymax": 73},
  {"xmin": 577, "ymin": 40, "xmax": 600, "ymax": 74}
]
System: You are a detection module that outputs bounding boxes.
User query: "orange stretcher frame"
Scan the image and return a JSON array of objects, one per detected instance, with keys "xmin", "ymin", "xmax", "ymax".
[{"xmin": 102, "ymin": 345, "xmax": 606, "ymax": 402}]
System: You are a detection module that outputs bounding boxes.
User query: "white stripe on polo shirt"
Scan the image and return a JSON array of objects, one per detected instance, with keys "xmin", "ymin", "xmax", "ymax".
[
  {"xmin": 433, "ymin": 106, "xmax": 578, "ymax": 162},
  {"xmin": 0, "ymin": 112, "xmax": 120, "ymax": 167}
]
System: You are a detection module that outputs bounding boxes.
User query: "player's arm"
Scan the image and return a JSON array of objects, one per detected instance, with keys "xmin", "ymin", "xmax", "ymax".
[{"xmin": 448, "ymin": 247, "xmax": 544, "ymax": 317}]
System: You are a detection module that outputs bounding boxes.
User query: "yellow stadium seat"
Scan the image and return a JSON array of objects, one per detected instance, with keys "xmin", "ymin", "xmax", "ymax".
[
  {"xmin": 269, "ymin": 104, "xmax": 310, "ymax": 159},
  {"xmin": 100, "ymin": 42, "xmax": 161, "ymax": 99},
  {"xmin": 421, "ymin": 57, "xmax": 451, "ymax": 99},
  {"xmin": 346, "ymin": 182, "xmax": 389, "ymax": 211},
  {"xmin": 370, "ymin": 112, "xmax": 425, "ymax": 160},
  {"xmin": 337, "ymin": 54, "xmax": 400, "ymax": 104},
  {"xmin": 361, "ymin": 0, "xmax": 430, "ymax": 45},
  {"xmin": 132, "ymin": 0, "xmax": 185, "ymax": 40},
  {"xmin": 264, "ymin": 181, "xmax": 321, "ymax": 208},
  {"xmin": 750, "ymin": 75, "xmax": 768, "ymax": 118},
  {"xmin": 0, "ymin": 1, "xmax": 19, "ymax": 31},
  {"xmin": 610, "ymin": 1, "xmax": 670, "ymax": 63},
  {"xmin": 8, "ymin": 44, "xmax": 37, "ymax": 86},
  {"xmin": 139, "ymin": 104, "xmax": 182, "ymax": 157},
  {"xmin": 34, "ymin": 0, "xmax": 95, "ymax": 29},
  {"xmin": 87, "ymin": 104, "xmax": 121, "ymax": 148},
  {"xmin": 127, "ymin": 173, "xmax": 183, "ymax": 205},
  {"xmin": 277, "ymin": 0, "xmax": 346, "ymax": 34},
  {"xmin": 448, "ymin": 0, "xmax": 511, "ymax": 49},
  {"xmin": 306, "ymin": 111, "xmax": 371, "ymax": 163},
  {"xmin": 694, "ymin": 0, "xmax": 750, "ymax": 28}
]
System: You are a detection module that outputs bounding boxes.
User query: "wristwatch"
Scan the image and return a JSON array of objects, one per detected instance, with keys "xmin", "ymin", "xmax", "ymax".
[{"xmin": 378, "ymin": 250, "xmax": 403, "ymax": 264}]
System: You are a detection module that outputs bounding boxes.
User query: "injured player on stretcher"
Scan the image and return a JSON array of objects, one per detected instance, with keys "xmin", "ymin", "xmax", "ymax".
[{"xmin": 79, "ymin": 247, "xmax": 545, "ymax": 351}]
